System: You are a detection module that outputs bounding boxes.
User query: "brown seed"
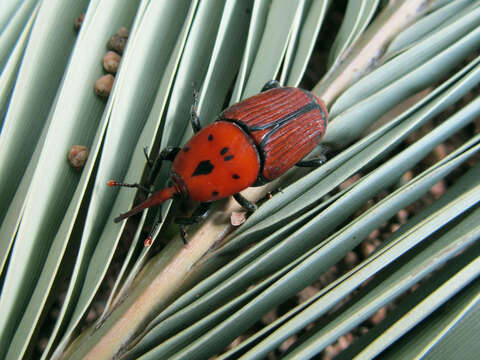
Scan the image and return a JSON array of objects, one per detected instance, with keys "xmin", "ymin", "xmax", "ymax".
[
  {"xmin": 397, "ymin": 209, "xmax": 408, "ymax": 224},
  {"xmin": 430, "ymin": 180, "xmax": 446, "ymax": 199},
  {"xmin": 74, "ymin": 13, "xmax": 85, "ymax": 31},
  {"xmin": 344, "ymin": 251, "xmax": 358, "ymax": 269},
  {"xmin": 85, "ymin": 308, "xmax": 97, "ymax": 323},
  {"xmin": 103, "ymin": 51, "xmax": 121, "ymax": 73},
  {"xmin": 68, "ymin": 145, "xmax": 88, "ymax": 169},
  {"xmin": 367, "ymin": 229, "xmax": 380, "ymax": 241},
  {"xmin": 339, "ymin": 173, "xmax": 361, "ymax": 190},
  {"xmin": 94, "ymin": 74, "xmax": 114, "ymax": 98},
  {"xmin": 116, "ymin": 27, "xmax": 129, "ymax": 38},
  {"xmin": 368, "ymin": 306, "xmax": 387, "ymax": 325},
  {"xmin": 297, "ymin": 286, "xmax": 317, "ymax": 302},
  {"xmin": 107, "ymin": 27, "xmax": 129, "ymax": 54},
  {"xmin": 390, "ymin": 223, "xmax": 401, "ymax": 233},
  {"xmin": 361, "ymin": 240, "xmax": 377, "ymax": 258},
  {"xmin": 337, "ymin": 334, "xmax": 353, "ymax": 351},
  {"xmin": 261, "ymin": 309, "xmax": 277, "ymax": 325},
  {"xmin": 279, "ymin": 336, "xmax": 296, "ymax": 352},
  {"xmin": 36, "ymin": 337, "xmax": 49, "ymax": 352}
]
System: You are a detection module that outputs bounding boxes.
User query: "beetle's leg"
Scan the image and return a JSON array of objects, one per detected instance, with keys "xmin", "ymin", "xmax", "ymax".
[
  {"xmin": 147, "ymin": 146, "xmax": 181, "ymax": 184},
  {"xmin": 261, "ymin": 80, "xmax": 280, "ymax": 92},
  {"xmin": 190, "ymin": 88, "xmax": 202, "ymax": 133},
  {"xmin": 144, "ymin": 145, "xmax": 179, "ymax": 166},
  {"xmin": 296, "ymin": 147, "xmax": 328, "ymax": 167},
  {"xmin": 143, "ymin": 146, "xmax": 154, "ymax": 167},
  {"xmin": 175, "ymin": 202, "xmax": 211, "ymax": 244},
  {"xmin": 161, "ymin": 146, "xmax": 181, "ymax": 161},
  {"xmin": 296, "ymin": 156, "xmax": 326, "ymax": 167},
  {"xmin": 179, "ymin": 226, "xmax": 188, "ymax": 245},
  {"xmin": 233, "ymin": 193, "xmax": 257, "ymax": 212},
  {"xmin": 175, "ymin": 202, "xmax": 211, "ymax": 225}
]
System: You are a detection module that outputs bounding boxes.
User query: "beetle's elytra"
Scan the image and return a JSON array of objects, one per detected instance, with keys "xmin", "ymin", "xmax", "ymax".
[
  {"xmin": 109, "ymin": 82, "xmax": 328, "ymax": 241},
  {"xmin": 220, "ymin": 86, "xmax": 327, "ymax": 183}
]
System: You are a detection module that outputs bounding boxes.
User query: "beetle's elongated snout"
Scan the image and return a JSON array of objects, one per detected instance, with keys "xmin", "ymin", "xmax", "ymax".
[{"xmin": 113, "ymin": 186, "xmax": 178, "ymax": 222}]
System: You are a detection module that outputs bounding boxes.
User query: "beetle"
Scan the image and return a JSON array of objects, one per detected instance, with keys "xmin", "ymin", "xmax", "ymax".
[{"xmin": 108, "ymin": 80, "xmax": 328, "ymax": 243}]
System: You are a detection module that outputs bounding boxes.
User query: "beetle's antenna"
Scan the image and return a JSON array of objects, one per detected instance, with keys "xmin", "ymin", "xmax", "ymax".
[
  {"xmin": 107, "ymin": 180, "xmax": 151, "ymax": 193},
  {"xmin": 113, "ymin": 187, "xmax": 177, "ymax": 223}
]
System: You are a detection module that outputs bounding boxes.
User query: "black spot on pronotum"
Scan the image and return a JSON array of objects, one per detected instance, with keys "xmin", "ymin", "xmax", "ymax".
[
  {"xmin": 212, "ymin": 190, "xmax": 219, "ymax": 196},
  {"xmin": 232, "ymin": 174, "xmax": 240, "ymax": 179},
  {"xmin": 208, "ymin": 134, "xmax": 214, "ymax": 141},
  {"xmin": 224, "ymin": 155, "xmax": 234, "ymax": 161},
  {"xmin": 192, "ymin": 160, "xmax": 214, "ymax": 176},
  {"xmin": 220, "ymin": 147, "xmax": 229, "ymax": 155},
  {"xmin": 184, "ymin": 146, "xmax": 190, "ymax": 152}
]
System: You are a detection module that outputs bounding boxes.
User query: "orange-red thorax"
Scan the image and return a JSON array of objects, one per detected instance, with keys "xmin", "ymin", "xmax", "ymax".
[{"xmin": 171, "ymin": 121, "xmax": 260, "ymax": 202}]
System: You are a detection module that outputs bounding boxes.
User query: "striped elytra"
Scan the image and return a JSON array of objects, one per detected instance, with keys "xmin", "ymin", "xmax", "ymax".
[{"xmin": 220, "ymin": 87, "xmax": 327, "ymax": 183}]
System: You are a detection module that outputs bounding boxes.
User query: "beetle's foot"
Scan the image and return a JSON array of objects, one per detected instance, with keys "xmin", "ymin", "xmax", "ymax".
[
  {"xmin": 107, "ymin": 180, "xmax": 151, "ymax": 193},
  {"xmin": 175, "ymin": 202, "xmax": 211, "ymax": 225},
  {"xmin": 179, "ymin": 225, "xmax": 188, "ymax": 244},
  {"xmin": 159, "ymin": 146, "xmax": 181, "ymax": 162},
  {"xmin": 143, "ymin": 146, "xmax": 154, "ymax": 167},
  {"xmin": 143, "ymin": 218, "xmax": 162, "ymax": 247},
  {"xmin": 295, "ymin": 154, "xmax": 327, "ymax": 167},
  {"xmin": 191, "ymin": 88, "xmax": 202, "ymax": 133},
  {"xmin": 147, "ymin": 146, "xmax": 181, "ymax": 184},
  {"xmin": 233, "ymin": 193, "xmax": 257, "ymax": 212},
  {"xmin": 261, "ymin": 80, "xmax": 280, "ymax": 92},
  {"xmin": 296, "ymin": 146, "xmax": 328, "ymax": 167},
  {"xmin": 175, "ymin": 202, "xmax": 210, "ymax": 243}
]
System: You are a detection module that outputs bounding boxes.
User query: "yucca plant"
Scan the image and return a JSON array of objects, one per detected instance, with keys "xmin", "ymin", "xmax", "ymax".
[{"xmin": 0, "ymin": 0, "xmax": 479, "ymax": 359}]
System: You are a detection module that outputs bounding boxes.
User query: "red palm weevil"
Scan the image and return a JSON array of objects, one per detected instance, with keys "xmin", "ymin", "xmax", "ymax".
[{"xmin": 108, "ymin": 81, "xmax": 328, "ymax": 243}]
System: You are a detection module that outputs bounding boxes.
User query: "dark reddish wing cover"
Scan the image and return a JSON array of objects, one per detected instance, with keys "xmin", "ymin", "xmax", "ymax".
[{"xmin": 220, "ymin": 87, "xmax": 327, "ymax": 182}]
